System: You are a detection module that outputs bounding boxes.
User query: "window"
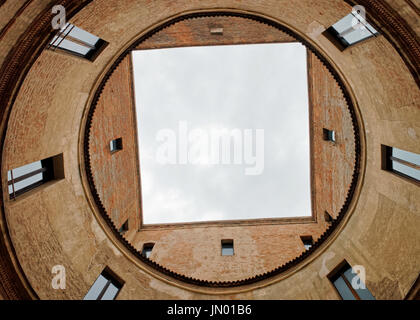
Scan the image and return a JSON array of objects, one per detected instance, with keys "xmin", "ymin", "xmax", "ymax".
[
  {"xmin": 382, "ymin": 145, "xmax": 420, "ymax": 182},
  {"xmin": 323, "ymin": 128, "xmax": 336, "ymax": 143},
  {"xmin": 7, "ymin": 154, "xmax": 64, "ymax": 199},
  {"xmin": 301, "ymin": 236, "xmax": 314, "ymax": 250},
  {"xmin": 405, "ymin": 273, "xmax": 420, "ymax": 300},
  {"xmin": 329, "ymin": 262, "xmax": 375, "ymax": 300},
  {"xmin": 210, "ymin": 27, "xmax": 224, "ymax": 35},
  {"xmin": 84, "ymin": 268, "xmax": 123, "ymax": 300},
  {"xmin": 221, "ymin": 239, "xmax": 234, "ymax": 256},
  {"xmin": 324, "ymin": 211, "xmax": 333, "ymax": 223},
  {"xmin": 48, "ymin": 23, "xmax": 108, "ymax": 61},
  {"xmin": 141, "ymin": 243, "xmax": 155, "ymax": 259},
  {"xmin": 118, "ymin": 219, "xmax": 129, "ymax": 235},
  {"xmin": 324, "ymin": 13, "xmax": 379, "ymax": 50},
  {"xmin": 110, "ymin": 138, "xmax": 123, "ymax": 153}
]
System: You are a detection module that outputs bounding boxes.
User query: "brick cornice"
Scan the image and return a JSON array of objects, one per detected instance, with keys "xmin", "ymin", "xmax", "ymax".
[
  {"xmin": 0, "ymin": 0, "xmax": 34, "ymax": 42},
  {"xmin": 84, "ymin": 11, "xmax": 362, "ymax": 288}
]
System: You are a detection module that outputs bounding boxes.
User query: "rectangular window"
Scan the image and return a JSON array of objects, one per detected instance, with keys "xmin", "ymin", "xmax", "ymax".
[
  {"xmin": 221, "ymin": 239, "xmax": 234, "ymax": 256},
  {"xmin": 210, "ymin": 27, "xmax": 224, "ymax": 35},
  {"xmin": 7, "ymin": 154, "xmax": 64, "ymax": 199},
  {"xmin": 324, "ymin": 13, "xmax": 379, "ymax": 50},
  {"xmin": 323, "ymin": 128, "xmax": 336, "ymax": 143},
  {"xmin": 118, "ymin": 219, "xmax": 129, "ymax": 235},
  {"xmin": 328, "ymin": 261, "xmax": 375, "ymax": 300},
  {"xmin": 141, "ymin": 243, "xmax": 155, "ymax": 259},
  {"xmin": 382, "ymin": 145, "xmax": 420, "ymax": 183},
  {"xmin": 48, "ymin": 23, "xmax": 108, "ymax": 61},
  {"xmin": 324, "ymin": 211, "xmax": 333, "ymax": 223},
  {"xmin": 84, "ymin": 268, "xmax": 123, "ymax": 300},
  {"xmin": 110, "ymin": 138, "xmax": 123, "ymax": 153},
  {"xmin": 301, "ymin": 236, "xmax": 314, "ymax": 250}
]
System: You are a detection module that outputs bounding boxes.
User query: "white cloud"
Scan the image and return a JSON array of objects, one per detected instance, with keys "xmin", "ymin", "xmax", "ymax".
[{"xmin": 132, "ymin": 43, "xmax": 311, "ymax": 224}]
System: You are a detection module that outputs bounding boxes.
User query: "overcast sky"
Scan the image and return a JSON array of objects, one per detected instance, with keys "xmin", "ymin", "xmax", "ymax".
[{"xmin": 132, "ymin": 43, "xmax": 311, "ymax": 224}]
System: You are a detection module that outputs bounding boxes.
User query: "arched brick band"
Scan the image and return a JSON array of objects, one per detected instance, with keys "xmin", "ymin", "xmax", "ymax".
[
  {"xmin": 84, "ymin": 11, "xmax": 361, "ymax": 288},
  {"xmin": 345, "ymin": 0, "xmax": 420, "ymax": 86}
]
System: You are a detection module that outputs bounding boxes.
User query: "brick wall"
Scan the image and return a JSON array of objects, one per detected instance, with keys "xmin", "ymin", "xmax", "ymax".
[
  {"xmin": 90, "ymin": 55, "xmax": 141, "ymax": 232},
  {"xmin": 89, "ymin": 16, "xmax": 356, "ymax": 281}
]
